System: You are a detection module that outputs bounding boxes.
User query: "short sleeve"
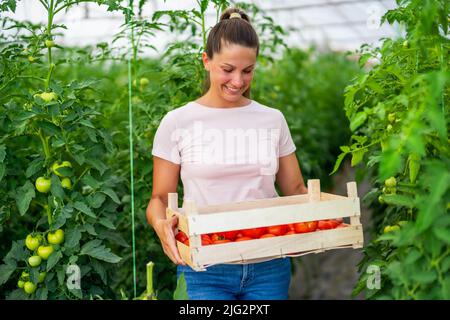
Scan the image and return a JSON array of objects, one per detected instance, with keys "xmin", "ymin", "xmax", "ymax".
[
  {"xmin": 151, "ymin": 112, "xmax": 181, "ymax": 164},
  {"xmin": 278, "ymin": 111, "xmax": 297, "ymax": 157}
]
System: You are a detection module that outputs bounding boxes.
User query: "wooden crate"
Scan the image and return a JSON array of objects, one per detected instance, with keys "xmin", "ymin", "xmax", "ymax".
[{"xmin": 166, "ymin": 179, "xmax": 364, "ymax": 271}]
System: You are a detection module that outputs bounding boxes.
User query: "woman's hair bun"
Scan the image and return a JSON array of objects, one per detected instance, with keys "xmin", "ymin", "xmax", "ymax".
[{"xmin": 220, "ymin": 8, "xmax": 251, "ymax": 23}]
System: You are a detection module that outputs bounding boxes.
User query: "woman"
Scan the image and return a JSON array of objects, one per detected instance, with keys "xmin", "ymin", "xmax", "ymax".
[{"xmin": 146, "ymin": 8, "xmax": 308, "ymax": 300}]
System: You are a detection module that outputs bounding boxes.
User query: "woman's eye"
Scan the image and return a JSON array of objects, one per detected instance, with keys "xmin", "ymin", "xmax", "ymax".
[
  {"xmin": 223, "ymin": 69, "xmax": 232, "ymax": 73},
  {"xmin": 244, "ymin": 69, "xmax": 253, "ymax": 74}
]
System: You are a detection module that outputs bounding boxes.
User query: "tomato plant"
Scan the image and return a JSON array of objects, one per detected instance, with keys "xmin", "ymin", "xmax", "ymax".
[{"xmin": 331, "ymin": 0, "xmax": 450, "ymax": 299}]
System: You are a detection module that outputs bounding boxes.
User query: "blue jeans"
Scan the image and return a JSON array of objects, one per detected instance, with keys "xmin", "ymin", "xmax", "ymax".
[{"xmin": 176, "ymin": 258, "xmax": 291, "ymax": 300}]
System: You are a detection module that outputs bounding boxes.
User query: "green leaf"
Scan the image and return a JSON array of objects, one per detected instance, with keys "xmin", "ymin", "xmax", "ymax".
[
  {"xmin": 379, "ymin": 150, "xmax": 402, "ymax": 181},
  {"xmin": 15, "ymin": 181, "xmax": 35, "ymax": 216},
  {"xmin": 88, "ymin": 193, "xmax": 106, "ymax": 209},
  {"xmin": 80, "ymin": 240, "xmax": 121, "ymax": 263},
  {"xmin": 82, "ymin": 174, "xmax": 101, "ymax": 189},
  {"xmin": 35, "ymin": 287, "xmax": 48, "ymax": 300},
  {"xmin": 351, "ymin": 148, "xmax": 367, "ymax": 167},
  {"xmin": 85, "ymin": 158, "xmax": 107, "ymax": 175},
  {"xmin": 101, "ymin": 188, "xmax": 120, "ymax": 204},
  {"xmin": 330, "ymin": 152, "xmax": 348, "ymax": 175},
  {"xmin": 50, "ymin": 174, "xmax": 65, "ymax": 201},
  {"xmin": 410, "ymin": 269, "xmax": 437, "ymax": 285},
  {"xmin": 25, "ymin": 157, "xmax": 44, "ymax": 178},
  {"xmin": 349, "ymin": 111, "xmax": 367, "ymax": 131},
  {"xmin": 98, "ymin": 217, "xmax": 116, "ymax": 230},
  {"xmin": 91, "ymin": 260, "xmax": 107, "ymax": 285},
  {"xmin": 0, "ymin": 263, "xmax": 17, "ymax": 286},
  {"xmin": 0, "ymin": 163, "xmax": 5, "ymax": 183},
  {"xmin": 0, "ymin": 144, "xmax": 6, "ymax": 162},
  {"xmin": 173, "ymin": 272, "xmax": 189, "ymax": 300},
  {"xmin": 65, "ymin": 229, "xmax": 82, "ymax": 248},
  {"xmin": 382, "ymin": 194, "xmax": 415, "ymax": 208},
  {"xmin": 47, "ymin": 251, "xmax": 63, "ymax": 271},
  {"xmin": 433, "ymin": 228, "xmax": 450, "ymax": 245},
  {"xmin": 74, "ymin": 201, "xmax": 96, "ymax": 218}
]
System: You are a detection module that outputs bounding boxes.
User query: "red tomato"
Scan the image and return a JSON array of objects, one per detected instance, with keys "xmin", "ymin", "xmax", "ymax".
[
  {"xmin": 285, "ymin": 230, "xmax": 296, "ymax": 235},
  {"xmin": 241, "ymin": 227, "xmax": 267, "ymax": 239},
  {"xmin": 260, "ymin": 233, "xmax": 276, "ymax": 239},
  {"xmin": 235, "ymin": 233, "xmax": 243, "ymax": 238},
  {"xmin": 329, "ymin": 219, "xmax": 340, "ymax": 229},
  {"xmin": 293, "ymin": 222, "xmax": 309, "ymax": 233},
  {"xmin": 317, "ymin": 220, "xmax": 333, "ymax": 230},
  {"xmin": 201, "ymin": 234, "xmax": 212, "ymax": 246},
  {"xmin": 217, "ymin": 230, "xmax": 239, "ymax": 241},
  {"xmin": 266, "ymin": 224, "xmax": 288, "ymax": 236},
  {"xmin": 287, "ymin": 224, "xmax": 295, "ymax": 231},
  {"xmin": 175, "ymin": 231, "xmax": 188, "ymax": 243},
  {"xmin": 183, "ymin": 239, "xmax": 189, "ymax": 246},
  {"xmin": 306, "ymin": 221, "xmax": 318, "ymax": 232},
  {"xmin": 235, "ymin": 236, "xmax": 253, "ymax": 242}
]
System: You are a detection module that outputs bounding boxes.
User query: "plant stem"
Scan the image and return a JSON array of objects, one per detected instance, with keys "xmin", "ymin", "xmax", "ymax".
[
  {"xmin": 146, "ymin": 261, "xmax": 155, "ymax": 298},
  {"xmin": 45, "ymin": 0, "xmax": 55, "ymax": 90},
  {"xmin": 38, "ymin": 129, "xmax": 51, "ymax": 162}
]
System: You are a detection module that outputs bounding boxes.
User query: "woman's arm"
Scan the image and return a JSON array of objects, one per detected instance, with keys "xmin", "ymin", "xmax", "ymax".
[
  {"xmin": 275, "ymin": 152, "xmax": 308, "ymax": 196},
  {"xmin": 146, "ymin": 156, "xmax": 185, "ymax": 265}
]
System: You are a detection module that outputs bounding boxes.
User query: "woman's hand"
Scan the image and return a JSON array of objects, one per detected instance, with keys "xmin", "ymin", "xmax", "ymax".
[{"xmin": 154, "ymin": 215, "xmax": 186, "ymax": 265}]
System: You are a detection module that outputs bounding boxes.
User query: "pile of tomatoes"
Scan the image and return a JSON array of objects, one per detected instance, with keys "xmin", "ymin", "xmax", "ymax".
[{"xmin": 175, "ymin": 218, "xmax": 348, "ymax": 246}]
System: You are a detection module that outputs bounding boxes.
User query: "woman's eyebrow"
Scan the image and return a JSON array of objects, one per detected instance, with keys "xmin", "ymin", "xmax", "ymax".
[{"xmin": 222, "ymin": 63, "xmax": 255, "ymax": 69}]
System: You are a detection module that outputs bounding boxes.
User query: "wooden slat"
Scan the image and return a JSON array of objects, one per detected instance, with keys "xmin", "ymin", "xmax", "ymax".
[
  {"xmin": 308, "ymin": 179, "xmax": 321, "ymax": 202},
  {"xmin": 176, "ymin": 240, "xmax": 206, "ymax": 271},
  {"xmin": 188, "ymin": 198, "xmax": 360, "ymax": 235},
  {"xmin": 197, "ymin": 194, "xmax": 310, "ymax": 214},
  {"xmin": 168, "ymin": 208, "xmax": 190, "ymax": 235},
  {"xmin": 320, "ymin": 192, "xmax": 348, "ymax": 201},
  {"xmin": 347, "ymin": 182, "xmax": 361, "ymax": 228},
  {"xmin": 195, "ymin": 226, "xmax": 363, "ymax": 266}
]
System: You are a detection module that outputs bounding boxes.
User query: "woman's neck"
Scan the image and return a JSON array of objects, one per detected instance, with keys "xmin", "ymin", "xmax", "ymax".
[{"xmin": 196, "ymin": 91, "xmax": 251, "ymax": 109}]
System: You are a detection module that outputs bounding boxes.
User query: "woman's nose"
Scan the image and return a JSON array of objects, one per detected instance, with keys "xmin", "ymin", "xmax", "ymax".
[{"xmin": 231, "ymin": 74, "xmax": 244, "ymax": 87}]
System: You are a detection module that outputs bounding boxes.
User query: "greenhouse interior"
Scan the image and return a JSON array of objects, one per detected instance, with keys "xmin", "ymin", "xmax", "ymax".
[{"xmin": 0, "ymin": 0, "xmax": 449, "ymax": 302}]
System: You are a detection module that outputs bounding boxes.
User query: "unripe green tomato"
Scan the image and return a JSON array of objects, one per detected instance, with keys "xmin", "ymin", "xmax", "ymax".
[
  {"xmin": 21, "ymin": 271, "xmax": 29, "ymax": 280},
  {"xmin": 40, "ymin": 92, "xmax": 57, "ymax": 102},
  {"xmin": 25, "ymin": 234, "xmax": 42, "ymax": 251},
  {"xmin": 386, "ymin": 124, "xmax": 393, "ymax": 132},
  {"xmin": 18, "ymin": 280, "xmax": 25, "ymax": 288},
  {"xmin": 45, "ymin": 39, "xmax": 54, "ymax": 48},
  {"xmin": 47, "ymin": 229, "xmax": 64, "ymax": 245},
  {"xmin": 61, "ymin": 177, "xmax": 72, "ymax": 190},
  {"xmin": 35, "ymin": 177, "xmax": 51, "ymax": 193},
  {"xmin": 378, "ymin": 195, "xmax": 385, "ymax": 204},
  {"xmin": 388, "ymin": 113, "xmax": 396, "ymax": 123},
  {"xmin": 28, "ymin": 255, "xmax": 42, "ymax": 267},
  {"xmin": 140, "ymin": 77, "xmax": 150, "ymax": 86},
  {"xmin": 38, "ymin": 272, "xmax": 47, "ymax": 283},
  {"xmin": 23, "ymin": 281, "xmax": 36, "ymax": 294},
  {"xmin": 37, "ymin": 245, "xmax": 54, "ymax": 260},
  {"xmin": 385, "ymin": 177, "xmax": 397, "ymax": 188},
  {"xmin": 28, "ymin": 56, "xmax": 35, "ymax": 63}
]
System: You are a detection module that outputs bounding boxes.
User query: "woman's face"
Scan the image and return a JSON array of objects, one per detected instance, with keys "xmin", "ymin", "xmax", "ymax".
[{"xmin": 203, "ymin": 42, "xmax": 257, "ymax": 104}]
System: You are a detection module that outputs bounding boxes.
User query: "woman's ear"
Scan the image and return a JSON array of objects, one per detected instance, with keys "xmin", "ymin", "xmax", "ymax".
[{"xmin": 202, "ymin": 52, "xmax": 210, "ymax": 71}]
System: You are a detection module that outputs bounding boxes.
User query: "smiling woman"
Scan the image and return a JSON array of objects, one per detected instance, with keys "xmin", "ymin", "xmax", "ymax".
[{"xmin": 146, "ymin": 7, "xmax": 307, "ymax": 301}]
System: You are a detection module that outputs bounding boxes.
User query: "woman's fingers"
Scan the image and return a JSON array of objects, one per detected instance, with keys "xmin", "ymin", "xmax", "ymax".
[{"xmin": 165, "ymin": 216, "xmax": 186, "ymax": 265}]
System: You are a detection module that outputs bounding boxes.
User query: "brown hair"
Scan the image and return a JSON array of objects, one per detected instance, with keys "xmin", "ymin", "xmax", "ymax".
[{"xmin": 203, "ymin": 8, "xmax": 260, "ymax": 98}]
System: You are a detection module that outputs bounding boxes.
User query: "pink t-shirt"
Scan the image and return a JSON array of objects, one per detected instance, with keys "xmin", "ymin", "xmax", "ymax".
[{"xmin": 151, "ymin": 100, "xmax": 297, "ymax": 207}]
